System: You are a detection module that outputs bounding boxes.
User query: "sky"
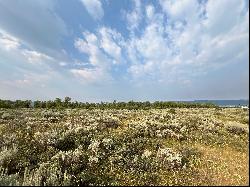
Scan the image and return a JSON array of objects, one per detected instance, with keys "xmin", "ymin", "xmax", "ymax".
[{"xmin": 0, "ymin": 0, "xmax": 249, "ymax": 102}]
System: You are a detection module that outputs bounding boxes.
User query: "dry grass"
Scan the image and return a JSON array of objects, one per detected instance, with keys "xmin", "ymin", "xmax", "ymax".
[
  {"xmin": 196, "ymin": 144, "xmax": 249, "ymax": 186},
  {"xmin": 154, "ymin": 143, "xmax": 249, "ymax": 186}
]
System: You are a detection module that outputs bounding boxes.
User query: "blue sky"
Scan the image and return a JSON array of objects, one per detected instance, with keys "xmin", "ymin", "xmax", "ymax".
[{"xmin": 0, "ymin": 0, "xmax": 249, "ymax": 102}]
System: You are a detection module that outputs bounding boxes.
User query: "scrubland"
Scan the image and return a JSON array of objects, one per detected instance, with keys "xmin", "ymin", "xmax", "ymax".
[{"xmin": 0, "ymin": 108, "xmax": 248, "ymax": 186}]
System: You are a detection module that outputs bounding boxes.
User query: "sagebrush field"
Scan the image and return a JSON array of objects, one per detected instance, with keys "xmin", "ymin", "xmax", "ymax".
[{"xmin": 0, "ymin": 108, "xmax": 249, "ymax": 186}]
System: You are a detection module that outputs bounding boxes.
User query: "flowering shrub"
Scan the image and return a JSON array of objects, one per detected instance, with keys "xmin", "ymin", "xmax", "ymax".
[
  {"xmin": 1, "ymin": 113, "xmax": 14, "ymax": 120},
  {"xmin": 0, "ymin": 145, "xmax": 19, "ymax": 175},
  {"xmin": 225, "ymin": 121, "xmax": 248, "ymax": 135},
  {"xmin": 156, "ymin": 147, "xmax": 182, "ymax": 169},
  {"xmin": 0, "ymin": 108, "xmax": 248, "ymax": 185}
]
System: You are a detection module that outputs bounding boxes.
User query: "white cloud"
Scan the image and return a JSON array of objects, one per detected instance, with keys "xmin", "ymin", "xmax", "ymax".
[
  {"xmin": 125, "ymin": 0, "xmax": 142, "ymax": 32},
  {"xmin": 136, "ymin": 23, "xmax": 168, "ymax": 61},
  {"xmin": 74, "ymin": 0, "xmax": 249, "ymax": 87},
  {"xmin": 0, "ymin": 30, "xmax": 70, "ymax": 91},
  {"xmin": 146, "ymin": 4, "xmax": 155, "ymax": 20},
  {"xmin": 0, "ymin": 31, "xmax": 20, "ymax": 50},
  {"xmin": 0, "ymin": 30, "xmax": 56, "ymax": 65},
  {"xmin": 74, "ymin": 28, "xmax": 125, "ymax": 83},
  {"xmin": 59, "ymin": 62, "xmax": 67, "ymax": 67},
  {"xmin": 75, "ymin": 31, "xmax": 111, "ymax": 68},
  {"xmin": 99, "ymin": 27, "xmax": 123, "ymax": 64},
  {"xmin": 126, "ymin": 8, "xmax": 173, "ymax": 80},
  {"xmin": 0, "ymin": 0, "xmax": 67, "ymax": 58},
  {"xmin": 80, "ymin": 0, "xmax": 104, "ymax": 20},
  {"xmin": 204, "ymin": 0, "xmax": 245, "ymax": 36},
  {"xmin": 22, "ymin": 50, "xmax": 54, "ymax": 64},
  {"xmin": 74, "ymin": 32, "xmax": 98, "ymax": 55},
  {"xmin": 70, "ymin": 68, "xmax": 111, "ymax": 84},
  {"xmin": 159, "ymin": 0, "xmax": 200, "ymax": 23},
  {"xmin": 73, "ymin": 27, "xmax": 128, "ymax": 83},
  {"xmin": 124, "ymin": 0, "xmax": 249, "ymax": 86}
]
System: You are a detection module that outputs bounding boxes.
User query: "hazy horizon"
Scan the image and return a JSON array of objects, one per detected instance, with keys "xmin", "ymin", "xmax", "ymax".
[
  {"xmin": 0, "ymin": 97, "xmax": 249, "ymax": 103},
  {"xmin": 0, "ymin": 0, "xmax": 249, "ymax": 102}
]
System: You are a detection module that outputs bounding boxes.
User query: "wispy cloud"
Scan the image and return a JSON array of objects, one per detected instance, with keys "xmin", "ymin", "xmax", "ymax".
[
  {"xmin": 125, "ymin": 0, "xmax": 142, "ymax": 32},
  {"xmin": 0, "ymin": 31, "xmax": 20, "ymax": 51},
  {"xmin": 79, "ymin": 0, "xmax": 104, "ymax": 20},
  {"xmin": 0, "ymin": 0, "xmax": 67, "ymax": 58}
]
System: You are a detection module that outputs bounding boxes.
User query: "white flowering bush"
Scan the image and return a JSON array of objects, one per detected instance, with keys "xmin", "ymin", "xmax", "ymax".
[
  {"xmin": 0, "ymin": 144, "xmax": 21, "ymax": 176},
  {"xmin": 0, "ymin": 108, "xmax": 248, "ymax": 185},
  {"xmin": 156, "ymin": 147, "xmax": 182, "ymax": 169},
  {"xmin": 1, "ymin": 112, "xmax": 14, "ymax": 120}
]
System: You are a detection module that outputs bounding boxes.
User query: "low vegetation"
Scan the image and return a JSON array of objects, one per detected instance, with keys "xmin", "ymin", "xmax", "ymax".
[
  {"xmin": 0, "ymin": 97, "xmax": 217, "ymax": 109},
  {"xmin": 0, "ymin": 106, "xmax": 248, "ymax": 185}
]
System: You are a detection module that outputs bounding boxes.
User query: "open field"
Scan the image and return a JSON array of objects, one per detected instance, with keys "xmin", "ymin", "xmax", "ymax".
[{"xmin": 0, "ymin": 108, "xmax": 249, "ymax": 186}]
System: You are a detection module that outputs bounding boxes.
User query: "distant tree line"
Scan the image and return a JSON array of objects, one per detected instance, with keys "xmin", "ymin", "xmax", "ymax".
[
  {"xmin": 0, "ymin": 97, "xmax": 218, "ymax": 109},
  {"xmin": 0, "ymin": 99, "xmax": 32, "ymax": 108}
]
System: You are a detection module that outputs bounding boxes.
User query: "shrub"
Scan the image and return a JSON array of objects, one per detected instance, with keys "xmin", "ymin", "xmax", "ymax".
[
  {"xmin": 226, "ymin": 126, "xmax": 247, "ymax": 135},
  {"xmin": 0, "ymin": 167, "xmax": 20, "ymax": 186},
  {"xmin": 53, "ymin": 135, "xmax": 76, "ymax": 151},
  {"xmin": 168, "ymin": 109, "xmax": 176, "ymax": 114},
  {"xmin": 156, "ymin": 147, "xmax": 183, "ymax": 170},
  {"xmin": 1, "ymin": 113, "xmax": 14, "ymax": 120},
  {"xmin": 179, "ymin": 147, "xmax": 201, "ymax": 167},
  {"xmin": 0, "ymin": 145, "xmax": 19, "ymax": 175}
]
